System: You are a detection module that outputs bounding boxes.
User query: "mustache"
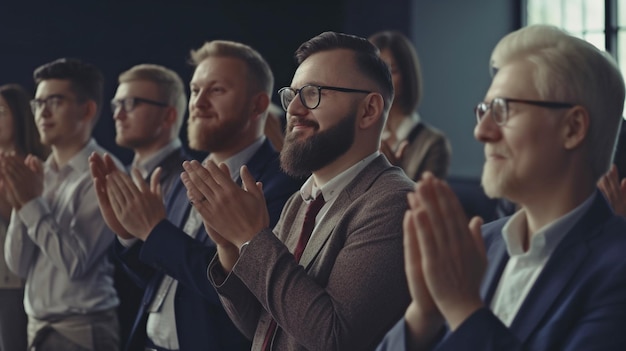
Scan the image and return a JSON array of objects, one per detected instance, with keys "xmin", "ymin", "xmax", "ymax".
[{"xmin": 287, "ymin": 117, "xmax": 319, "ymax": 131}]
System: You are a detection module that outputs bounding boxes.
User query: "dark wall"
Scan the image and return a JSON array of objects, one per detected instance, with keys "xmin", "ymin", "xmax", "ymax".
[
  {"xmin": 0, "ymin": 0, "xmax": 517, "ymax": 177},
  {"xmin": 0, "ymin": 0, "xmax": 347, "ymax": 163}
]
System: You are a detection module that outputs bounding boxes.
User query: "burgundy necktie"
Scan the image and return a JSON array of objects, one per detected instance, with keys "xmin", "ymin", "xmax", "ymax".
[{"xmin": 261, "ymin": 194, "xmax": 326, "ymax": 350}]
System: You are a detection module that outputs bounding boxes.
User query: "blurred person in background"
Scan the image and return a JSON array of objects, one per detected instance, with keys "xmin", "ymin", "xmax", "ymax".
[
  {"xmin": 369, "ymin": 30, "xmax": 451, "ymax": 180},
  {"xmin": 0, "ymin": 83, "xmax": 49, "ymax": 351}
]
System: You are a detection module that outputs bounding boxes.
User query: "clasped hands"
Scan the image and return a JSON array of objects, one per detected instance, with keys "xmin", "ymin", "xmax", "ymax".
[
  {"xmin": 403, "ymin": 172, "xmax": 486, "ymax": 349},
  {"xmin": 0, "ymin": 152, "xmax": 44, "ymax": 210},
  {"xmin": 89, "ymin": 153, "xmax": 165, "ymax": 241},
  {"xmin": 180, "ymin": 160, "xmax": 269, "ymax": 273}
]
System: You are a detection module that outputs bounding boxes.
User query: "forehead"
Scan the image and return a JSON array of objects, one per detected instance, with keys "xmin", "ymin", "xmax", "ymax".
[
  {"xmin": 35, "ymin": 79, "xmax": 75, "ymax": 98},
  {"xmin": 291, "ymin": 49, "xmax": 361, "ymax": 87},
  {"xmin": 115, "ymin": 80, "xmax": 160, "ymax": 98},
  {"xmin": 486, "ymin": 60, "xmax": 539, "ymax": 100},
  {"xmin": 191, "ymin": 56, "xmax": 248, "ymax": 85}
]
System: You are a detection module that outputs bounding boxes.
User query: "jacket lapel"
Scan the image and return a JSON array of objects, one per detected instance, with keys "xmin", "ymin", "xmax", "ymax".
[
  {"xmin": 298, "ymin": 155, "xmax": 392, "ymax": 268},
  {"xmin": 480, "ymin": 226, "xmax": 509, "ymax": 304},
  {"xmin": 509, "ymin": 191, "xmax": 611, "ymax": 342},
  {"xmin": 244, "ymin": 139, "xmax": 274, "ymax": 181}
]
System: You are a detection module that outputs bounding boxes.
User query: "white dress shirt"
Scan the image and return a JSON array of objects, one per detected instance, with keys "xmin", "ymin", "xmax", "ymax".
[
  {"xmin": 490, "ymin": 193, "xmax": 596, "ymax": 326},
  {"xmin": 4, "ymin": 139, "xmax": 121, "ymax": 320},
  {"xmin": 146, "ymin": 136, "xmax": 266, "ymax": 349}
]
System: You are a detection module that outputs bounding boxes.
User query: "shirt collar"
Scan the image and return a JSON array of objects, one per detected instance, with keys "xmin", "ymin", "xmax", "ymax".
[
  {"xmin": 46, "ymin": 138, "xmax": 98, "ymax": 173},
  {"xmin": 299, "ymin": 151, "xmax": 380, "ymax": 204},
  {"xmin": 501, "ymin": 192, "xmax": 597, "ymax": 258},
  {"xmin": 132, "ymin": 139, "xmax": 183, "ymax": 179},
  {"xmin": 207, "ymin": 136, "xmax": 265, "ymax": 181}
]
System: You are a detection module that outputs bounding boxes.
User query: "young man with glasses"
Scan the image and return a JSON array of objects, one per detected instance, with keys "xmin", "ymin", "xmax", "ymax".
[
  {"xmin": 180, "ymin": 31, "xmax": 413, "ymax": 350},
  {"xmin": 3, "ymin": 58, "xmax": 122, "ymax": 350},
  {"xmin": 90, "ymin": 40, "xmax": 302, "ymax": 351},
  {"xmin": 377, "ymin": 25, "xmax": 626, "ymax": 351},
  {"xmin": 108, "ymin": 64, "xmax": 190, "ymax": 348}
]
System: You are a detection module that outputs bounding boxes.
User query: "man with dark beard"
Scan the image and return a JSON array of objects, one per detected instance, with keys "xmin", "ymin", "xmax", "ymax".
[
  {"xmin": 89, "ymin": 40, "xmax": 302, "ymax": 351},
  {"xmin": 180, "ymin": 31, "xmax": 413, "ymax": 350}
]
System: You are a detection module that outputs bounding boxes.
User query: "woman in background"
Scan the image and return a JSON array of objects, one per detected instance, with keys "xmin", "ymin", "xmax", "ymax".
[
  {"xmin": 0, "ymin": 84, "xmax": 49, "ymax": 350},
  {"xmin": 369, "ymin": 30, "xmax": 451, "ymax": 180}
]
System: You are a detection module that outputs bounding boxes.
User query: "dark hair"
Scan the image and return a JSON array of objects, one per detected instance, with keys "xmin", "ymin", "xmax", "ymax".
[
  {"xmin": 33, "ymin": 58, "xmax": 104, "ymax": 124},
  {"xmin": 295, "ymin": 31, "xmax": 394, "ymax": 111},
  {"xmin": 0, "ymin": 84, "xmax": 49, "ymax": 158},
  {"xmin": 369, "ymin": 30, "xmax": 422, "ymax": 114}
]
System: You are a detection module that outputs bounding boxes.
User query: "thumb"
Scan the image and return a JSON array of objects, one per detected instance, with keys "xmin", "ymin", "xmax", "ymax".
[
  {"xmin": 241, "ymin": 166, "xmax": 262, "ymax": 197},
  {"xmin": 131, "ymin": 167, "xmax": 149, "ymax": 192}
]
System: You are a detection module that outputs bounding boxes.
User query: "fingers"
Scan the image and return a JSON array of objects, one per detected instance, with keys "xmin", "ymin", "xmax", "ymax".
[
  {"xmin": 240, "ymin": 165, "xmax": 263, "ymax": 198},
  {"xmin": 181, "ymin": 169, "xmax": 205, "ymax": 204},
  {"xmin": 103, "ymin": 153, "xmax": 120, "ymax": 173},
  {"xmin": 106, "ymin": 171, "xmax": 136, "ymax": 211},
  {"xmin": 415, "ymin": 173, "xmax": 448, "ymax": 254},
  {"xmin": 403, "ymin": 210, "xmax": 421, "ymax": 274},
  {"xmin": 89, "ymin": 153, "xmax": 106, "ymax": 180},
  {"xmin": 183, "ymin": 160, "xmax": 218, "ymax": 201},
  {"xmin": 130, "ymin": 167, "xmax": 149, "ymax": 194}
]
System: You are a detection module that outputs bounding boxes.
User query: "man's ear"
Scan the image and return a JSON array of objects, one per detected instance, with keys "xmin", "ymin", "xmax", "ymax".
[
  {"xmin": 163, "ymin": 106, "xmax": 178, "ymax": 128},
  {"xmin": 358, "ymin": 93, "xmax": 385, "ymax": 129},
  {"xmin": 250, "ymin": 92, "xmax": 270, "ymax": 121},
  {"xmin": 562, "ymin": 105, "xmax": 590, "ymax": 150},
  {"xmin": 82, "ymin": 100, "xmax": 98, "ymax": 124}
]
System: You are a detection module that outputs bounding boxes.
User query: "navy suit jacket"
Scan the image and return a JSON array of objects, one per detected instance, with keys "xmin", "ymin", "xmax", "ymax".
[
  {"xmin": 378, "ymin": 191, "xmax": 626, "ymax": 351},
  {"xmin": 116, "ymin": 139, "xmax": 303, "ymax": 351}
]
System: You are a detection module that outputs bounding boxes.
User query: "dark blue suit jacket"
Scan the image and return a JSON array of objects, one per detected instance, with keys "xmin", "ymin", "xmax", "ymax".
[
  {"xmin": 116, "ymin": 139, "xmax": 303, "ymax": 351},
  {"xmin": 378, "ymin": 191, "xmax": 626, "ymax": 351}
]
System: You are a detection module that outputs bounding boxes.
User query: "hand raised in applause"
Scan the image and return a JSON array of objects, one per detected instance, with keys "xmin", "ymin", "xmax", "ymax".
[
  {"xmin": 89, "ymin": 153, "xmax": 134, "ymax": 239},
  {"xmin": 0, "ymin": 153, "xmax": 44, "ymax": 210},
  {"xmin": 402, "ymin": 188, "xmax": 446, "ymax": 350},
  {"xmin": 105, "ymin": 165, "xmax": 166, "ymax": 241},
  {"xmin": 410, "ymin": 172, "xmax": 486, "ymax": 331},
  {"xmin": 181, "ymin": 160, "xmax": 269, "ymax": 271}
]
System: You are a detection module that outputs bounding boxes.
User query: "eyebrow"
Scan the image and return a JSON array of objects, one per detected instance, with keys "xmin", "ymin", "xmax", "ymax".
[{"xmin": 34, "ymin": 94, "xmax": 66, "ymax": 100}]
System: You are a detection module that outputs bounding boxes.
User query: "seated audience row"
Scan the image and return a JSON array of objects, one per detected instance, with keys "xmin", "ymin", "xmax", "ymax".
[{"xmin": 2, "ymin": 24, "xmax": 626, "ymax": 351}]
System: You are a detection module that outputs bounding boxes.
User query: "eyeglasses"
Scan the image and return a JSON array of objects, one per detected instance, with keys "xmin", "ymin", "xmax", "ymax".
[
  {"xmin": 111, "ymin": 97, "xmax": 168, "ymax": 113},
  {"xmin": 30, "ymin": 95, "xmax": 74, "ymax": 115},
  {"xmin": 475, "ymin": 97, "xmax": 575, "ymax": 126},
  {"xmin": 277, "ymin": 85, "xmax": 372, "ymax": 111}
]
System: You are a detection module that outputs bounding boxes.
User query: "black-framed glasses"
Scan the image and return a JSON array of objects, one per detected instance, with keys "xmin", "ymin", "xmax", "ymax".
[
  {"xmin": 277, "ymin": 85, "xmax": 372, "ymax": 111},
  {"xmin": 30, "ymin": 95, "xmax": 74, "ymax": 115},
  {"xmin": 475, "ymin": 97, "xmax": 575, "ymax": 126},
  {"xmin": 111, "ymin": 97, "xmax": 168, "ymax": 113}
]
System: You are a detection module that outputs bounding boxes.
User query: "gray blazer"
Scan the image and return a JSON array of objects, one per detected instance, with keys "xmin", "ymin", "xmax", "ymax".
[
  {"xmin": 210, "ymin": 155, "xmax": 413, "ymax": 350},
  {"xmin": 400, "ymin": 122, "xmax": 451, "ymax": 181}
]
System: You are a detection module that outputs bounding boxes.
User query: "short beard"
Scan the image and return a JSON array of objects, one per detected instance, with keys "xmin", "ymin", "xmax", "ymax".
[
  {"xmin": 187, "ymin": 116, "xmax": 245, "ymax": 153},
  {"xmin": 280, "ymin": 111, "xmax": 356, "ymax": 178}
]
